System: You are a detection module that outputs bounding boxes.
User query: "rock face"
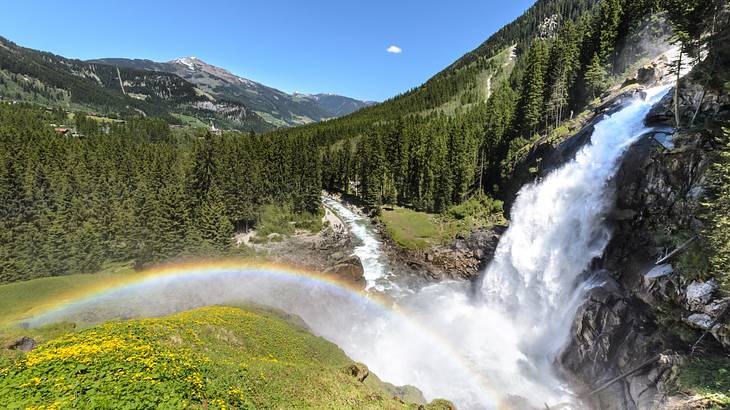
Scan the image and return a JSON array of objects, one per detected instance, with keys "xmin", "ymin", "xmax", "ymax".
[
  {"xmin": 556, "ymin": 76, "xmax": 730, "ymax": 409},
  {"xmin": 245, "ymin": 213, "xmax": 366, "ymax": 287},
  {"xmin": 324, "ymin": 255, "xmax": 365, "ymax": 286},
  {"xmin": 685, "ymin": 279, "xmax": 719, "ymax": 311},
  {"xmin": 382, "ymin": 225, "xmax": 506, "ymax": 281}
]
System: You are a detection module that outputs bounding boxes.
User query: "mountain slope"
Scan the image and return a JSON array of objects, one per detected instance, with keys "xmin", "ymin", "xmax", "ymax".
[
  {"xmin": 0, "ymin": 36, "xmax": 273, "ymax": 132},
  {"xmin": 89, "ymin": 57, "xmax": 375, "ymax": 127}
]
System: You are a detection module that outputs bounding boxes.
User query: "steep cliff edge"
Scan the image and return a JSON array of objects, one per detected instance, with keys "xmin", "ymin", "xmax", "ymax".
[{"xmin": 557, "ymin": 69, "xmax": 730, "ymax": 409}]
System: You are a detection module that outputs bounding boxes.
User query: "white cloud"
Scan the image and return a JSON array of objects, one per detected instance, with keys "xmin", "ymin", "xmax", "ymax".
[{"xmin": 386, "ymin": 45, "xmax": 402, "ymax": 54}]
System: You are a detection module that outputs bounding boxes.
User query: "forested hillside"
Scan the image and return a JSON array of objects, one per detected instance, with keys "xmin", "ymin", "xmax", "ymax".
[
  {"xmin": 0, "ymin": 104, "xmax": 321, "ymax": 283},
  {"xmin": 271, "ymin": 0, "xmax": 724, "ymax": 213}
]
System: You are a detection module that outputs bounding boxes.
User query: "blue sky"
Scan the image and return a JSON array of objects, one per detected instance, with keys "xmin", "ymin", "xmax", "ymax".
[{"xmin": 1, "ymin": 0, "xmax": 535, "ymax": 101}]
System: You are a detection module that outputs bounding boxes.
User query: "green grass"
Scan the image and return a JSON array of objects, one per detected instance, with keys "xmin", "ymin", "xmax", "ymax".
[
  {"xmin": 673, "ymin": 355, "xmax": 730, "ymax": 409},
  {"xmin": 0, "ymin": 306, "xmax": 451, "ymax": 409},
  {"xmin": 0, "ymin": 262, "xmax": 134, "ymax": 325},
  {"xmin": 251, "ymin": 204, "xmax": 323, "ymax": 243},
  {"xmin": 380, "ymin": 208, "xmax": 440, "ymax": 249},
  {"xmin": 380, "ymin": 194, "xmax": 506, "ymax": 250},
  {"xmin": 171, "ymin": 112, "xmax": 209, "ymax": 128}
]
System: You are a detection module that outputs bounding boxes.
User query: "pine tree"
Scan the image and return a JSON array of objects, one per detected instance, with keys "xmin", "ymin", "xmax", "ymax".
[
  {"xmin": 703, "ymin": 127, "xmax": 730, "ymax": 288},
  {"xmin": 518, "ymin": 40, "xmax": 549, "ymax": 137},
  {"xmin": 584, "ymin": 53, "xmax": 607, "ymax": 100},
  {"xmin": 197, "ymin": 188, "xmax": 234, "ymax": 252}
]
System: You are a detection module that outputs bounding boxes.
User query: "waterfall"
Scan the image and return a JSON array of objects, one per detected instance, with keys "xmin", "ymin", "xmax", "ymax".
[
  {"xmin": 480, "ymin": 86, "xmax": 671, "ymax": 362},
  {"xmin": 32, "ymin": 87, "xmax": 672, "ymax": 410},
  {"xmin": 331, "ymin": 86, "xmax": 673, "ymax": 408}
]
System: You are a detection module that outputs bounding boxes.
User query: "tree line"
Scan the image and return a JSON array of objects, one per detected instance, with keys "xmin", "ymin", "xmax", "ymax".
[
  {"xmin": 297, "ymin": 0, "xmax": 725, "ymax": 213},
  {"xmin": 0, "ymin": 104, "xmax": 321, "ymax": 283}
]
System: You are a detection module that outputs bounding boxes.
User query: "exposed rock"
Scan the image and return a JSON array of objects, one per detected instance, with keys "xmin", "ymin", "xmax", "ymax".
[
  {"xmin": 685, "ymin": 279, "xmax": 718, "ymax": 312},
  {"xmin": 703, "ymin": 297, "xmax": 730, "ymax": 319},
  {"xmin": 381, "ymin": 224, "xmax": 506, "ymax": 281},
  {"xmin": 644, "ymin": 264, "xmax": 673, "ymax": 279},
  {"xmin": 7, "ymin": 336, "xmax": 36, "ymax": 352},
  {"xmin": 685, "ymin": 313, "xmax": 714, "ymax": 330},
  {"xmin": 324, "ymin": 255, "xmax": 365, "ymax": 286},
  {"xmin": 344, "ymin": 362, "xmax": 370, "ymax": 382}
]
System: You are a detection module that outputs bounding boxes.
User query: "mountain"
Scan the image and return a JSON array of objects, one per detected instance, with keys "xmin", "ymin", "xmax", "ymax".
[
  {"xmin": 88, "ymin": 56, "xmax": 376, "ymax": 127},
  {"xmin": 0, "ymin": 37, "xmax": 373, "ymax": 131},
  {"xmin": 0, "ymin": 36, "xmax": 273, "ymax": 132}
]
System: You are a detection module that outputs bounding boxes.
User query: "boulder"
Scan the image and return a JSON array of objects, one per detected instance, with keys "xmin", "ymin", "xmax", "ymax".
[
  {"xmin": 343, "ymin": 362, "xmax": 370, "ymax": 382},
  {"xmin": 637, "ymin": 64, "xmax": 660, "ymax": 85},
  {"xmin": 325, "ymin": 255, "xmax": 365, "ymax": 286},
  {"xmin": 7, "ymin": 336, "xmax": 36, "ymax": 352},
  {"xmin": 685, "ymin": 279, "xmax": 718, "ymax": 312},
  {"xmin": 685, "ymin": 313, "xmax": 714, "ymax": 330}
]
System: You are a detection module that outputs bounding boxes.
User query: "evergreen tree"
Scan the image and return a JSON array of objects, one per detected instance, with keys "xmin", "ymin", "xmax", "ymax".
[
  {"xmin": 703, "ymin": 127, "xmax": 730, "ymax": 287},
  {"xmin": 517, "ymin": 40, "xmax": 549, "ymax": 137},
  {"xmin": 197, "ymin": 188, "xmax": 234, "ymax": 252},
  {"xmin": 584, "ymin": 53, "xmax": 607, "ymax": 100}
]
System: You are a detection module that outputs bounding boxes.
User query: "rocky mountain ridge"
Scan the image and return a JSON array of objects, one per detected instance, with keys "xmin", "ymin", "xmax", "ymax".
[{"xmin": 89, "ymin": 56, "xmax": 375, "ymax": 127}]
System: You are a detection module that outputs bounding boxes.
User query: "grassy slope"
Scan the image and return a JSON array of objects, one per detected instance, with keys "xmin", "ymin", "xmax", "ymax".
[
  {"xmin": 379, "ymin": 195, "xmax": 507, "ymax": 250},
  {"xmin": 379, "ymin": 208, "xmax": 441, "ymax": 250},
  {"xmin": 0, "ymin": 262, "xmax": 135, "ymax": 325},
  {"xmin": 0, "ymin": 306, "xmax": 452, "ymax": 409},
  {"xmin": 671, "ymin": 355, "xmax": 730, "ymax": 409}
]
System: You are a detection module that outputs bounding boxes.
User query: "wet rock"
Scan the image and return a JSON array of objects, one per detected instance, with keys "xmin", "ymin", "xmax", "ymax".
[
  {"xmin": 644, "ymin": 92, "xmax": 675, "ymax": 127},
  {"xmin": 704, "ymin": 297, "xmax": 730, "ymax": 319},
  {"xmin": 324, "ymin": 255, "xmax": 365, "ymax": 286},
  {"xmin": 685, "ymin": 279, "xmax": 718, "ymax": 312},
  {"xmin": 7, "ymin": 336, "xmax": 36, "ymax": 352},
  {"xmin": 685, "ymin": 313, "xmax": 714, "ymax": 330},
  {"xmin": 608, "ymin": 208, "xmax": 638, "ymax": 221},
  {"xmin": 637, "ymin": 64, "xmax": 660, "ymax": 85}
]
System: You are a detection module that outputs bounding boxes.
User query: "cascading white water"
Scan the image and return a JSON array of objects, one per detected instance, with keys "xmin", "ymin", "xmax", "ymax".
[
  {"xmin": 30, "ymin": 87, "xmax": 670, "ymax": 409},
  {"xmin": 321, "ymin": 196, "xmax": 393, "ymax": 291},
  {"xmin": 480, "ymin": 85, "xmax": 671, "ymax": 362}
]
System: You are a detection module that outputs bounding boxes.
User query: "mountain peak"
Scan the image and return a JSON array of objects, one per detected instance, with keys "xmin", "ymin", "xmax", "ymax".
[{"xmin": 171, "ymin": 56, "xmax": 202, "ymax": 70}]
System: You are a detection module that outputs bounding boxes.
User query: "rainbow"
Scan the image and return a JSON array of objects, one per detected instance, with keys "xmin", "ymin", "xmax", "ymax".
[
  {"xmin": 17, "ymin": 259, "xmax": 379, "ymax": 325},
  {"xmin": 12, "ymin": 259, "xmax": 506, "ymax": 408}
]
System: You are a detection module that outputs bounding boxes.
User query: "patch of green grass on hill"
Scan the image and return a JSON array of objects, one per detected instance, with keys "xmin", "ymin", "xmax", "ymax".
[
  {"xmin": 251, "ymin": 204, "xmax": 323, "ymax": 243},
  {"xmin": 0, "ymin": 262, "xmax": 134, "ymax": 325},
  {"xmin": 380, "ymin": 194, "xmax": 506, "ymax": 250},
  {"xmin": 380, "ymin": 208, "xmax": 440, "ymax": 250},
  {"xmin": 0, "ymin": 306, "xmax": 451, "ymax": 409},
  {"xmin": 672, "ymin": 355, "xmax": 730, "ymax": 409}
]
